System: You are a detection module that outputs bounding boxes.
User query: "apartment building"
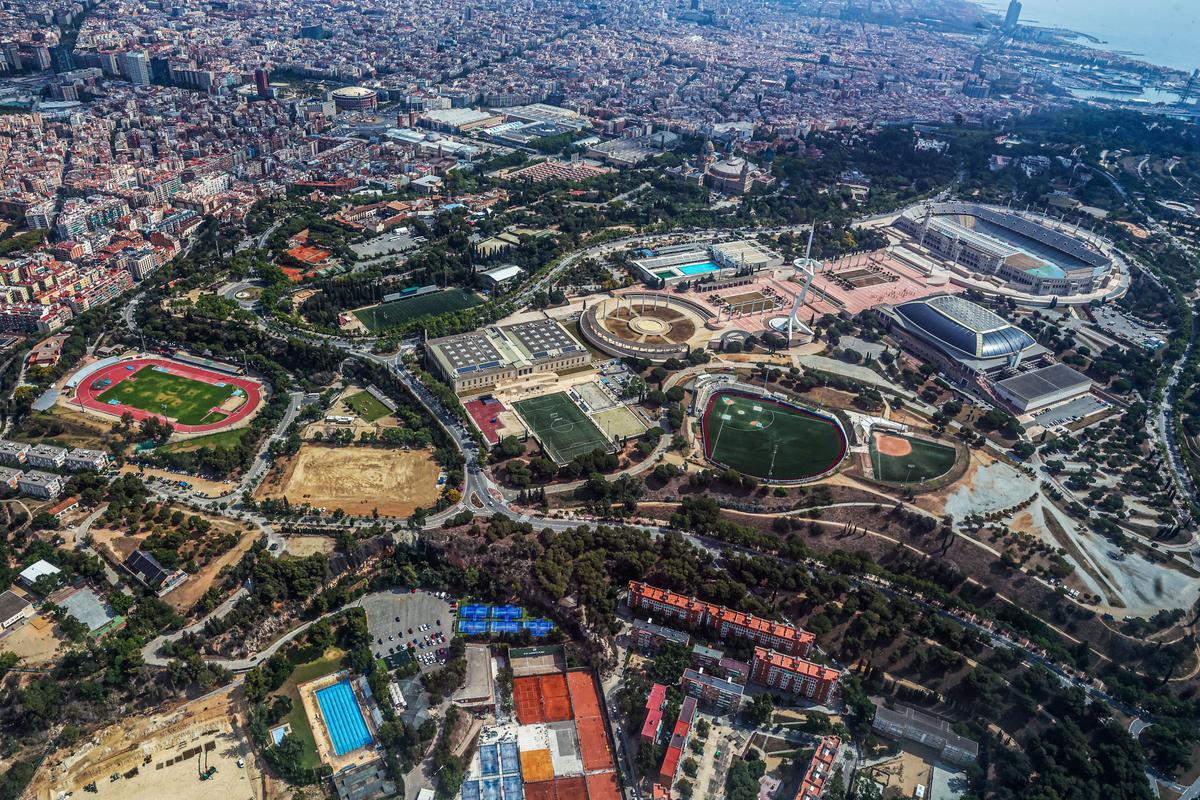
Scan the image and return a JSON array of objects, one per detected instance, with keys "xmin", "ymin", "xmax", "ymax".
[
  {"xmin": 628, "ymin": 581, "xmax": 815, "ymax": 657},
  {"xmin": 749, "ymin": 647, "xmax": 841, "ymax": 705}
]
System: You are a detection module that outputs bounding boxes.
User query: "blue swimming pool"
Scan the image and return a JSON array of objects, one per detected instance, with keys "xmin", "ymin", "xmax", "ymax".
[
  {"xmin": 316, "ymin": 681, "xmax": 373, "ymax": 756},
  {"xmin": 677, "ymin": 261, "xmax": 721, "ymax": 276}
]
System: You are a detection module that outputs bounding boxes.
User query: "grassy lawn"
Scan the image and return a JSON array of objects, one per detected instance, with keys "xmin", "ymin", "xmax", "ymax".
[
  {"xmin": 155, "ymin": 428, "xmax": 247, "ymax": 453},
  {"xmin": 345, "ymin": 390, "xmax": 392, "ymax": 422},
  {"xmin": 275, "ymin": 648, "xmax": 346, "ymax": 770},
  {"xmin": 352, "ymin": 288, "xmax": 480, "ymax": 333},
  {"xmin": 97, "ymin": 367, "xmax": 239, "ymax": 426}
]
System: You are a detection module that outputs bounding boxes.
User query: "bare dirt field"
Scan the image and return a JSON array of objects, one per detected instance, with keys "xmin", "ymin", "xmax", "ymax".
[
  {"xmin": 256, "ymin": 445, "xmax": 442, "ymax": 517},
  {"xmin": 865, "ymin": 748, "xmax": 933, "ymax": 798},
  {"xmin": 284, "ymin": 535, "xmax": 338, "ymax": 557},
  {"xmin": 26, "ymin": 686, "xmax": 265, "ymax": 800},
  {"xmin": 0, "ymin": 614, "xmax": 65, "ymax": 666}
]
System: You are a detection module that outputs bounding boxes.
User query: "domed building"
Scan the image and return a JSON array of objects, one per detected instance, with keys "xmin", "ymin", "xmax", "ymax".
[{"xmin": 877, "ymin": 293, "xmax": 1047, "ymax": 381}]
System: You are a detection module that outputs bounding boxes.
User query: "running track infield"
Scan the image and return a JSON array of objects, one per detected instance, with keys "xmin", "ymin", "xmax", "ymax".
[{"xmin": 71, "ymin": 357, "xmax": 264, "ymax": 434}]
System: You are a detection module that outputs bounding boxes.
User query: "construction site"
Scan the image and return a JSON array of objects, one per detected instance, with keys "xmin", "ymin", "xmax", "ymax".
[{"xmin": 24, "ymin": 686, "xmax": 264, "ymax": 800}]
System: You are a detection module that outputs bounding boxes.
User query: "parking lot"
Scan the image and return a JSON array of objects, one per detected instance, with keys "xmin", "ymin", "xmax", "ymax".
[
  {"xmin": 351, "ymin": 230, "xmax": 419, "ymax": 260},
  {"xmin": 1031, "ymin": 394, "xmax": 1108, "ymax": 429},
  {"xmin": 361, "ymin": 590, "xmax": 454, "ymax": 671}
]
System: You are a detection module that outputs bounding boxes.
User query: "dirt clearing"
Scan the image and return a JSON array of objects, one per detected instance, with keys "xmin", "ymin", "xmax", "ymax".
[
  {"xmin": 256, "ymin": 445, "xmax": 442, "ymax": 517},
  {"xmin": 26, "ymin": 686, "xmax": 264, "ymax": 800}
]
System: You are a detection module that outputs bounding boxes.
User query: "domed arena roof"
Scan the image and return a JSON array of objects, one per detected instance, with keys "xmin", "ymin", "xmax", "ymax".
[{"xmin": 894, "ymin": 294, "xmax": 1034, "ymax": 360}]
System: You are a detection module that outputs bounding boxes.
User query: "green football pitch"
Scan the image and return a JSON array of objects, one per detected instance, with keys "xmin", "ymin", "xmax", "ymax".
[
  {"xmin": 353, "ymin": 289, "xmax": 481, "ymax": 332},
  {"xmin": 513, "ymin": 392, "xmax": 614, "ymax": 465},
  {"xmin": 702, "ymin": 392, "xmax": 846, "ymax": 481},
  {"xmin": 869, "ymin": 433, "xmax": 957, "ymax": 483},
  {"xmin": 97, "ymin": 367, "xmax": 239, "ymax": 426}
]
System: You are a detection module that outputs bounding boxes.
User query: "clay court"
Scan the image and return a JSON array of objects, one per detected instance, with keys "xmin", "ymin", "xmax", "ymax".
[
  {"xmin": 255, "ymin": 445, "xmax": 442, "ymax": 517},
  {"xmin": 524, "ymin": 776, "xmax": 588, "ymax": 800},
  {"xmin": 521, "ymin": 749, "xmax": 556, "ymax": 783},
  {"xmin": 574, "ymin": 717, "xmax": 612, "ymax": 771},
  {"xmin": 513, "ymin": 674, "xmax": 573, "ymax": 724},
  {"xmin": 585, "ymin": 772, "xmax": 622, "ymax": 800},
  {"xmin": 71, "ymin": 356, "xmax": 263, "ymax": 434}
]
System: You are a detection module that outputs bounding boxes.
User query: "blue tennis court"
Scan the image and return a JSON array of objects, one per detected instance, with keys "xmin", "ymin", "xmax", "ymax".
[
  {"xmin": 459, "ymin": 619, "xmax": 489, "ymax": 635},
  {"xmin": 481, "ymin": 777, "xmax": 502, "ymax": 800},
  {"xmin": 461, "ymin": 779, "xmax": 482, "ymax": 800},
  {"xmin": 460, "ymin": 604, "xmax": 490, "ymax": 620},
  {"xmin": 502, "ymin": 776, "xmax": 523, "ymax": 799},
  {"xmin": 315, "ymin": 681, "xmax": 374, "ymax": 756},
  {"xmin": 480, "ymin": 743, "xmax": 500, "ymax": 777},
  {"xmin": 523, "ymin": 619, "xmax": 553, "ymax": 637},
  {"xmin": 500, "ymin": 741, "xmax": 520, "ymax": 774},
  {"xmin": 490, "ymin": 619, "xmax": 521, "ymax": 634},
  {"xmin": 492, "ymin": 605, "xmax": 523, "ymax": 620}
]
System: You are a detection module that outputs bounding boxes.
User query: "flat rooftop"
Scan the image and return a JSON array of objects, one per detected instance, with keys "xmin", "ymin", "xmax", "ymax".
[{"xmin": 995, "ymin": 362, "xmax": 1092, "ymax": 402}]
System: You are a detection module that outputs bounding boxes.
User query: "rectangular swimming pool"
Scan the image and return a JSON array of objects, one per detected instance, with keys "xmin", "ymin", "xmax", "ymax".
[
  {"xmin": 677, "ymin": 261, "xmax": 721, "ymax": 276},
  {"xmin": 315, "ymin": 681, "xmax": 374, "ymax": 756}
]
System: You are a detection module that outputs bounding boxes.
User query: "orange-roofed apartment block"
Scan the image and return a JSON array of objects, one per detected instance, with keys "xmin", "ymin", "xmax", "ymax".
[{"xmin": 750, "ymin": 647, "xmax": 841, "ymax": 705}]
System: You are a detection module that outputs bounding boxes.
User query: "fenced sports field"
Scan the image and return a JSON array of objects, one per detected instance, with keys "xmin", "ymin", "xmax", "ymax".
[
  {"xmin": 73, "ymin": 356, "xmax": 263, "ymax": 433},
  {"xmin": 353, "ymin": 288, "xmax": 480, "ymax": 332},
  {"xmin": 513, "ymin": 392, "xmax": 614, "ymax": 465},
  {"xmin": 869, "ymin": 431, "xmax": 958, "ymax": 483},
  {"xmin": 701, "ymin": 390, "xmax": 847, "ymax": 482}
]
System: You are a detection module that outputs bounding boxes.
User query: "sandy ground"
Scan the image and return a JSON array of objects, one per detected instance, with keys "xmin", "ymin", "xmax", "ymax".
[
  {"xmin": 866, "ymin": 749, "xmax": 933, "ymax": 798},
  {"xmin": 283, "ymin": 535, "xmax": 339, "ymax": 557},
  {"xmin": 26, "ymin": 686, "xmax": 264, "ymax": 800},
  {"xmin": 120, "ymin": 465, "xmax": 237, "ymax": 497},
  {"xmin": 874, "ymin": 432, "xmax": 912, "ymax": 457},
  {"xmin": 592, "ymin": 406, "xmax": 648, "ymax": 439},
  {"xmin": 930, "ymin": 453, "xmax": 1036, "ymax": 519},
  {"xmin": 0, "ymin": 614, "xmax": 64, "ymax": 666},
  {"xmin": 256, "ymin": 445, "xmax": 442, "ymax": 517}
]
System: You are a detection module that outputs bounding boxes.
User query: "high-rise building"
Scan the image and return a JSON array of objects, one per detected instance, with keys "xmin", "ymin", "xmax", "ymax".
[
  {"xmin": 116, "ymin": 51, "xmax": 150, "ymax": 85},
  {"xmin": 1004, "ymin": 0, "xmax": 1021, "ymax": 29},
  {"xmin": 254, "ymin": 67, "xmax": 270, "ymax": 99}
]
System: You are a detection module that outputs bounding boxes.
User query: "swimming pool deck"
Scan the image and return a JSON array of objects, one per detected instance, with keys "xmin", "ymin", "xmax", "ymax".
[{"xmin": 298, "ymin": 670, "xmax": 380, "ymax": 771}]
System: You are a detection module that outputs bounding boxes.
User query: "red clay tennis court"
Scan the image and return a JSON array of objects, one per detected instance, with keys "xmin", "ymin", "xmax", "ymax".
[
  {"xmin": 554, "ymin": 777, "xmax": 587, "ymax": 800},
  {"xmin": 565, "ymin": 672, "xmax": 602, "ymax": 718},
  {"xmin": 575, "ymin": 716, "xmax": 613, "ymax": 771},
  {"xmin": 540, "ymin": 673, "xmax": 572, "ymax": 722},
  {"xmin": 524, "ymin": 780, "xmax": 556, "ymax": 800},
  {"xmin": 72, "ymin": 356, "xmax": 263, "ymax": 434},
  {"xmin": 513, "ymin": 676, "xmax": 545, "ymax": 724},
  {"xmin": 585, "ymin": 772, "xmax": 621, "ymax": 800}
]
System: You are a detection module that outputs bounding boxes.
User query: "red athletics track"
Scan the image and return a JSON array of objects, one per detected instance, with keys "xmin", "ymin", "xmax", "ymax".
[{"xmin": 72, "ymin": 357, "xmax": 264, "ymax": 434}]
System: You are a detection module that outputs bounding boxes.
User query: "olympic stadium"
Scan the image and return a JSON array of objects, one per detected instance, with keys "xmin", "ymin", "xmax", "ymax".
[{"xmin": 892, "ymin": 201, "xmax": 1117, "ymax": 299}]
